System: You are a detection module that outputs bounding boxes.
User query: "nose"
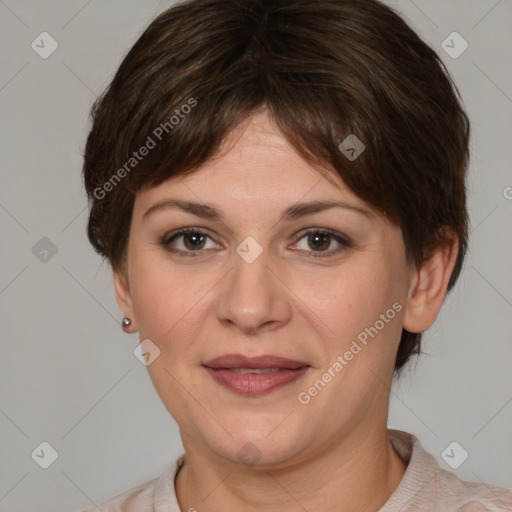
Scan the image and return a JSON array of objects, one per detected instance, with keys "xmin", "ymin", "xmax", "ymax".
[{"xmin": 216, "ymin": 241, "xmax": 292, "ymax": 335}]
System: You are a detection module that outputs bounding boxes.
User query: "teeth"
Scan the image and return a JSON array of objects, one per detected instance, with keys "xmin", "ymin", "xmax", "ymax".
[{"xmin": 232, "ymin": 368, "xmax": 282, "ymax": 374}]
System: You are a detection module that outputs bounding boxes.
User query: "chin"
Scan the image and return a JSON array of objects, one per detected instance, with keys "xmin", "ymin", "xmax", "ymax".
[{"xmin": 201, "ymin": 420, "xmax": 309, "ymax": 468}]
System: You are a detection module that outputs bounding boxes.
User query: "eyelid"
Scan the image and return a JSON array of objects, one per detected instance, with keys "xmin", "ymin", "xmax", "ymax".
[
  {"xmin": 162, "ymin": 227, "xmax": 214, "ymax": 245},
  {"xmin": 161, "ymin": 226, "xmax": 352, "ymax": 258},
  {"xmin": 293, "ymin": 227, "xmax": 350, "ymax": 245},
  {"xmin": 289, "ymin": 228, "xmax": 351, "ymax": 258},
  {"xmin": 161, "ymin": 227, "xmax": 221, "ymax": 254}
]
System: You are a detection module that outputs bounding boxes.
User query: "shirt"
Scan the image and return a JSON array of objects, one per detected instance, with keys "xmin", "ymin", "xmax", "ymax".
[{"xmin": 80, "ymin": 429, "xmax": 512, "ymax": 511}]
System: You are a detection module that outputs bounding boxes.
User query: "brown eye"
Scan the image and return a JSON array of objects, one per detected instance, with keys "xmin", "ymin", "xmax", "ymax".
[
  {"xmin": 181, "ymin": 232, "xmax": 207, "ymax": 250},
  {"xmin": 162, "ymin": 228, "xmax": 219, "ymax": 256},
  {"xmin": 293, "ymin": 229, "xmax": 351, "ymax": 258},
  {"xmin": 307, "ymin": 232, "xmax": 331, "ymax": 251}
]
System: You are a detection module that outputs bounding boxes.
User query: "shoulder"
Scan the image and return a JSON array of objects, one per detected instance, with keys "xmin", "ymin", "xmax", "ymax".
[
  {"xmin": 79, "ymin": 455, "xmax": 185, "ymax": 512},
  {"xmin": 385, "ymin": 430, "xmax": 512, "ymax": 512},
  {"xmin": 80, "ymin": 475, "xmax": 157, "ymax": 512},
  {"xmin": 435, "ymin": 469, "xmax": 512, "ymax": 511}
]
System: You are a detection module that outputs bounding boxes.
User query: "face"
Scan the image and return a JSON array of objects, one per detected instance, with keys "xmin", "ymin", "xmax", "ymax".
[{"xmin": 114, "ymin": 110, "xmax": 416, "ymax": 467}]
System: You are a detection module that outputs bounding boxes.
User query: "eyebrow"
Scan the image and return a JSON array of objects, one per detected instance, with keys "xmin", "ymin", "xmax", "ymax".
[{"xmin": 143, "ymin": 198, "xmax": 375, "ymax": 223}]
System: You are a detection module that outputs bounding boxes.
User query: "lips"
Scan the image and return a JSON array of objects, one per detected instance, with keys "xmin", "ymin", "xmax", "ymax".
[
  {"xmin": 203, "ymin": 354, "xmax": 308, "ymax": 370},
  {"xmin": 203, "ymin": 354, "xmax": 310, "ymax": 396}
]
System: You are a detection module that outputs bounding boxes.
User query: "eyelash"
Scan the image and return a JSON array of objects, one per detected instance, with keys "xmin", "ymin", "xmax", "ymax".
[{"xmin": 160, "ymin": 227, "xmax": 351, "ymax": 258}]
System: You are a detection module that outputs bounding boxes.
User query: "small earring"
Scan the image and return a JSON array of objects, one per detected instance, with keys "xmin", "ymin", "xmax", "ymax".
[{"xmin": 121, "ymin": 317, "xmax": 132, "ymax": 331}]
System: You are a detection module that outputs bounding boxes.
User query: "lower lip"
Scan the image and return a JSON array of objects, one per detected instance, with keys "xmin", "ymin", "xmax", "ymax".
[{"xmin": 204, "ymin": 366, "xmax": 310, "ymax": 396}]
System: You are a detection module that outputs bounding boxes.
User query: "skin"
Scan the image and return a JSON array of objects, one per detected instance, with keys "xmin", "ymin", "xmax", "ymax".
[{"xmin": 113, "ymin": 110, "xmax": 459, "ymax": 511}]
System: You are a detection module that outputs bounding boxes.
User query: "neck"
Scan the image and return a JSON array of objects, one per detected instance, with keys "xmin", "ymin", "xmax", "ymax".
[{"xmin": 175, "ymin": 425, "xmax": 407, "ymax": 512}]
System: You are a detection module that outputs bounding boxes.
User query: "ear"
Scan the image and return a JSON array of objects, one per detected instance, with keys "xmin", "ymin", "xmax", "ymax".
[
  {"xmin": 402, "ymin": 230, "xmax": 459, "ymax": 334},
  {"xmin": 113, "ymin": 267, "xmax": 137, "ymax": 333}
]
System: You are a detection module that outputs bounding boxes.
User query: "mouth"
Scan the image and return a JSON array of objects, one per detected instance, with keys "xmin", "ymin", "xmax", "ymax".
[{"xmin": 202, "ymin": 354, "xmax": 311, "ymax": 396}]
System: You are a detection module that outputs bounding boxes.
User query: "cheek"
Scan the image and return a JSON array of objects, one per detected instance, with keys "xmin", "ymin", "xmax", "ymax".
[
  {"xmin": 127, "ymin": 253, "xmax": 211, "ymax": 420},
  {"xmin": 309, "ymin": 254, "xmax": 407, "ymax": 390},
  {"xmin": 128, "ymin": 250, "xmax": 217, "ymax": 351},
  {"xmin": 311, "ymin": 261, "xmax": 401, "ymax": 339},
  {"xmin": 296, "ymin": 268, "xmax": 404, "ymax": 420}
]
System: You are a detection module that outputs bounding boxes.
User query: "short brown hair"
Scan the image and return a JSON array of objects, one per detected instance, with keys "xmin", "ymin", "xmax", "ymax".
[{"xmin": 82, "ymin": 0, "xmax": 470, "ymax": 375}]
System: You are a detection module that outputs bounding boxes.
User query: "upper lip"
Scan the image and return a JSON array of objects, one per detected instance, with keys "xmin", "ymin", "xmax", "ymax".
[{"xmin": 203, "ymin": 354, "xmax": 309, "ymax": 370}]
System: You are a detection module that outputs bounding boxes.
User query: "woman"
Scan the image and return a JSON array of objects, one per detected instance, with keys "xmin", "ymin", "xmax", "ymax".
[{"xmin": 81, "ymin": 0, "xmax": 512, "ymax": 510}]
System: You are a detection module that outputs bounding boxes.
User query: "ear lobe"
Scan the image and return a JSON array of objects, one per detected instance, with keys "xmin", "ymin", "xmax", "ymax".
[
  {"xmin": 402, "ymin": 233, "xmax": 459, "ymax": 334},
  {"xmin": 112, "ymin": 268, "xmax": 135, "ymax": 325}
]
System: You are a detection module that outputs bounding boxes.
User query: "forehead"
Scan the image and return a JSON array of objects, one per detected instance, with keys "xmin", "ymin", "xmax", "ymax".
[{"xmin": 135, "ymin": 111, "xmax": 374, "ymax": 217}]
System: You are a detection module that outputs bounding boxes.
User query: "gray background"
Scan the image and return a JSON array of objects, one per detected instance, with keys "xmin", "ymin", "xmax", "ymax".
[{"xmin": 0, "ymin": 1, "xmax": 511, "ymax": 510}]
